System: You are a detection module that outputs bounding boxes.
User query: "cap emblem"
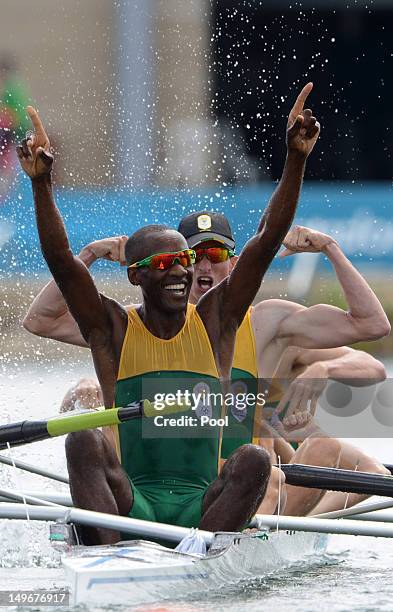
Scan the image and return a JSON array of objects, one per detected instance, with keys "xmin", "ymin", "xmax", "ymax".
[{"xmin": 197, "ymin": 214, "xmax": 212, "ymax": 231}]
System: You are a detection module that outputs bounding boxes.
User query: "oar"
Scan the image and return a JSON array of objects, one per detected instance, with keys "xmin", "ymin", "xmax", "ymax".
[
  {"xmin": 278, "ymin": 464, "xmax": 393, "ymax": 497},
  {"xmin": 254, "ymin": 513, "xmax": 393, "ymax": 538},
  {"xmin": 0, "ymin": 487, "xmax": 64, "ymax": 508},
  {"xmin": 0, "ymin": 503, "xmax": 214, "ymax": 546},
  {"xmin": 0, "ymin": 490, "xmax": 73, "ymax": 506},
  {"xmin": 0, "ymin": 454, "xmax": 69, "ymax": 484},
  {"xmin": 315, "ymin": 498, "xmax": 393, "ymax": 520},
  {"xmin": 0, "ymin": 399, "xmax": 179, "ymax": 450}
]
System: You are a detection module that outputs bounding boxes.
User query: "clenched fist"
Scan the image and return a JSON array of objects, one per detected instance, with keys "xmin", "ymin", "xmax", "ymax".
[{"xmin": 280, "ymin": 226, "xmax": 337, "ymax": 258}]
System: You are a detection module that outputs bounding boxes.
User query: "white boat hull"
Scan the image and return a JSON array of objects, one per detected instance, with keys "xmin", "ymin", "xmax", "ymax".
[{"xmin": 63, "ymin": 529, "xmax": 328, "ymax": 606}]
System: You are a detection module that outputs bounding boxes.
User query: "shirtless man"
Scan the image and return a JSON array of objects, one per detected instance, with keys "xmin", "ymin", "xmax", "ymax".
[
  {"xmin": 262, "ymin": 344, "xmax": 388, "ymax": 515},
  {"xmin": 17, "ymin": 84, "xmax": 320, "ymax": 544}
]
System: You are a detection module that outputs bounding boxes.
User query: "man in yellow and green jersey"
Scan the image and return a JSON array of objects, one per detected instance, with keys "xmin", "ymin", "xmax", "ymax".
[{"xmin": 19, "ymin": 84, "xmax": 320, "ymax": 545}]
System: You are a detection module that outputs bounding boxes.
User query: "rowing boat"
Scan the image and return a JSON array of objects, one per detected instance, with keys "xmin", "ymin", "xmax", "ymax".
[
  {"xmin": 62, "ymin": 529, "xmax": 327, "ymax": 607},
  {"xmin": 2, "ymin": 410, "xmax": 393, "ymax": 607}
]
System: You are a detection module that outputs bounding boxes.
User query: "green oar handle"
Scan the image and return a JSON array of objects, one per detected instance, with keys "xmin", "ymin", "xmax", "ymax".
[
  {"xmin": 48, "ymin": 407, "xmax": 122, "ymax": 436},
  {"xmin": 0, "ymin": 399, "xmax": 189, "ymax": 450},
  {"xmin": 0, "ymin": 403, "xmax": 144, "ymax": 450}
]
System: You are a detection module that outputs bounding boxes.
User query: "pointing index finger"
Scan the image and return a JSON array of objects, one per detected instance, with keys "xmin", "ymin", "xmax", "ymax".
[
  {"xmin": 26, "ymin": 106, "xmax": 49, "ymax": 143},
  {"xmin": 288, "ymin": 82, "xmax": 313, "ymax": 125}
]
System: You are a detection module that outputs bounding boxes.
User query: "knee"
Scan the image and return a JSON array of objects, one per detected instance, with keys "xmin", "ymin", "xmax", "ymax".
[
  {"xmin": 230, "ymin": 444, "xmax": 271, "ymax": 489},
  {"xmin": 300, "ymin": 436, "xmax": 341, "ymax": 468},
  {"xmin": 358, "ymin": 457, "xmax": 390, "ymax": 477},
  {"xmin": 65, "ymin": 429, "xmax": 105, "ymax": 465}
]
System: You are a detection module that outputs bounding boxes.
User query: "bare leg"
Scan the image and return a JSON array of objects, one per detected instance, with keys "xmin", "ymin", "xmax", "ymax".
[
  {"xmin": 312, "ymin": 441, "xmax": 390, "ymax": 514},
  {"xmin": 66, "ymin": 429, "xmax": 132, "ymax": 545},
  {"xmin": 283, "ymin": 435, "xmax": 341, "ymax": 516},
  {"xmin": 200, "ymin": 444, "xmax": 271, "ymax": 532}
]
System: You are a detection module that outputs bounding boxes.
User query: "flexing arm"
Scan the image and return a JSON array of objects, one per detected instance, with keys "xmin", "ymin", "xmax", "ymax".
[
  {"xmin": 198, "ymin": 83, "xmax": 320, "ymax": 329},
  {"xmin": 23, "ymin": 236, "xmax": 128, "ymax": 347},
  {"xmin": 277, "ymin": 227, "xmax": 390, "ymax": 347}
]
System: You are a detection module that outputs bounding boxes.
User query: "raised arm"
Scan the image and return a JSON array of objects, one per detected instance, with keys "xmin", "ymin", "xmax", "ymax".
[
  {"xmin": 23, "ymin": 236, "xmax": 129, "ymax": 347},
  {"xmin": 200, "ymin": 83, "xmax": 320, "ymax": 328},
  {"xmin": 16, "ymin": 107, "xmax": 120, "ymax": 354},
  {"xmin": 277, "ymin": 226, "xmax": 391, "ymax": 347}
]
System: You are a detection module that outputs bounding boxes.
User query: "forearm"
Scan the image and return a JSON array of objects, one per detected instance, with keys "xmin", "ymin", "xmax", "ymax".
[
  {"xmin": 257, "ymin": 151, "xmax": 306, "ymax": 253},
  {"xmin": 23, "ymin": 246, "xmax": 97, "ymax": 340},
  {"xmin": 32, "ymin": 175, "xmax": 73, "ymax": 272},
  {"xmin": 315, "ymin": 352, "xmax": 386, "ymax": 384},
  {"xmin": 223, "ymin": 151, "xmax": 306, "ymax": 320},
  {"xmin": 325, "ymin": 243, "xmax": 389, "ymax": 332},
  {"xmin": 30, "ymin": 175, "xmax": 109, "ymax": 342}
]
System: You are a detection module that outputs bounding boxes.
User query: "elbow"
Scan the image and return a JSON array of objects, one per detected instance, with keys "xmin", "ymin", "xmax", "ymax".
[
  {"xmin": 358, "ymin": 351, "xmax": 387, "ymax": 382},
  {"xmin": 22, "ymin": 314, "xmax": 39, "ymax": 335},
  {"xmin": 22, "ymin": 314, "xmax": 47, "ymax": 337},
  {"xmin": 374, "ymin": 361, "xmax": 387, "ymax": 383},
  {"xmin": 353, "ymin": 314, "xmax": 391, "ymax": 341},
  {"xmin": 368, "ymin": 317, "xmax": 391, "ymax": 340}
]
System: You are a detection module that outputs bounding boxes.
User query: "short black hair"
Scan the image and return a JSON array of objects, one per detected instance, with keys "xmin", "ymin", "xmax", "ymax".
[{"xmin": 125, "ymin": 224, "xmax": 170, "ymax": 265}]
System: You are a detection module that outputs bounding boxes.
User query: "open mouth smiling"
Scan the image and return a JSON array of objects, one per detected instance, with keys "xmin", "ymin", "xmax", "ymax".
[
  {"xmin": 163, "ymin": 282, "xmax": 187, "ymax": 297},
  {"xmin": 197, "ymin": 276, "xmax": 213, "ymax": 291}
]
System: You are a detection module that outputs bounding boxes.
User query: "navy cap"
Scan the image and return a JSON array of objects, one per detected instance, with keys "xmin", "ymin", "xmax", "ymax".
[{"xmin": 178, "ymin": 211, "xmax": 235, "ymax": 250}]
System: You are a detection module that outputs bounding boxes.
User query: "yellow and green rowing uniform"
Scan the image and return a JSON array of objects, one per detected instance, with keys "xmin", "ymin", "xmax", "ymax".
[
  {"xmin": 113, "ymin": 304, "xmax": 222, "ymax": 530},
  {"xmin": 221, "ymin": 308, "xmax": 290, "ymax": 460},
  {"xmin": 220, "ymin": 307, "xmax": 261, "ymax": 460}
]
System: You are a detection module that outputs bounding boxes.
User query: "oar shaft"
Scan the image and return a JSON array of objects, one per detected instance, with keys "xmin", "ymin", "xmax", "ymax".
[
  {"xmin": 0, "ymin": 454, "xmax": 69, "ymax": 484},
  {"xmin": 0, "ymin": 503, "xmax": 214, "ymax": 546},
  {"xmin": 279, "ymin": 464, "xmax": 393, "ymax": 497},
  {"xmin": 255, "ymin": 513, "xmax": 393, "ymax": 538},
  {"xmin": 0, "ymin": 490, "xmax": 72, "ymax": 506},
  {"xmin": 0, "ymin": 487, "xmax": 62, "ymax": 508}
]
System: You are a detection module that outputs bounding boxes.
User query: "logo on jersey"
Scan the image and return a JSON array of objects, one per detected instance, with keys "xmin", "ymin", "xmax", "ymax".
[{"xmin": 193, "ymin": 381, "xmax": 212, "ymax": 419}]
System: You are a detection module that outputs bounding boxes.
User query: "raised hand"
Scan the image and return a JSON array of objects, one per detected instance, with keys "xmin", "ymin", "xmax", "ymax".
[
  {"xmin": 286, "ymin": 83, "xmax": 320, "ymax": 158},
  {"xmin": 280, "ymin": 225, "xmax": 337, "ymax": 258},
  {"xmin": 81, "ymin": 236, "xmax": 129, "ymax": 266},
  {"xmin": 16, "ymin": 106, "xmax": 53, "ymax": 179}
]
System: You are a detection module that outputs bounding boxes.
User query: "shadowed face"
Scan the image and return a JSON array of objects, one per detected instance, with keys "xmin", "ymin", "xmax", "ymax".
[
  {"xmin": 128, "ymin": 229, "xmax": 193, "ymax": 313},
  {"xmin": 189, "ymin": 240, "xmax": 236, "ymax": 303}
]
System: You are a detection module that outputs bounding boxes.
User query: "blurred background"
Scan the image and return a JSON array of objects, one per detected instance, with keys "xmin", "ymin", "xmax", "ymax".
[{"xmin": 0, "ymin": 0, "xmax": 392, "ymax": 366}]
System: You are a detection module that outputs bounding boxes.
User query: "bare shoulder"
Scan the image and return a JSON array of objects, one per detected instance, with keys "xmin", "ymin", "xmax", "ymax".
[
  {"xmin": 250, "ymin": 300, "xmax": 307, "ymax": 360},
  {"xmin": 251, "ymin": 299, "xmax": 305, "ymax": 327}
]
